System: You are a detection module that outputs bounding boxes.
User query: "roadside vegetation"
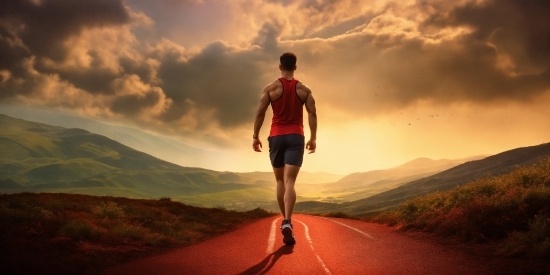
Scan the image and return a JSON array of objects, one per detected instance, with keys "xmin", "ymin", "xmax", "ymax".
[
  {"xmin": 371, "ymin": 157, "xmax": 550, "ymax": 259},
  {"xmin": 0, "ymin": 193, "xmax": 273, "ymax": 275}
]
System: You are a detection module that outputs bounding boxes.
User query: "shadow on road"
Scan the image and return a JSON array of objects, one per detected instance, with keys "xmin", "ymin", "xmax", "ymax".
[{"xmin": 238, "ymin": 245, "xmax": 294, "ymax": 275}]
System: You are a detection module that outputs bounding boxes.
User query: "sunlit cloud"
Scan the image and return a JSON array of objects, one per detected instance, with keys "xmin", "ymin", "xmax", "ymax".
[{"xmin": 0, "ymin": 0, "xmax": 548, "ymax": 173}]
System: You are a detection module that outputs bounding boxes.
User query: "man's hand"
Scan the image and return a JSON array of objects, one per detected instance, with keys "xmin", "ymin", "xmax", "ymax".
[
  {"xmin": 253, "ymin": 138, "xmax": 262, "ymax": 152},
  {"xmin": 306, "ymin": 139, "xmax": 316, "ymax": 154}
]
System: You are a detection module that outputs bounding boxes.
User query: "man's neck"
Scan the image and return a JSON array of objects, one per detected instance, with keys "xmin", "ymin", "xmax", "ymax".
[{"xmin": 281, "ymin": 70, "xmax": 294, "ymax": 80}]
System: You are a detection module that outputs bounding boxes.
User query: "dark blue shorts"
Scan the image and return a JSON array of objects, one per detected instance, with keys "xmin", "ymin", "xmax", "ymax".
[{"xmin": 268, "ymin": 134, "xmax": 305, "ymax": 168}]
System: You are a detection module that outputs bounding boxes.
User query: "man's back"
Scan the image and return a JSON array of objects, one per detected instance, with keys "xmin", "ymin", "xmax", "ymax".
[
  {"xmin": 269, "ymin": 78, "xmax": 305, "ymax": 137},
  {"xmin": 265, "ymin": 79, "xmax": 311, "ymax": 103}
]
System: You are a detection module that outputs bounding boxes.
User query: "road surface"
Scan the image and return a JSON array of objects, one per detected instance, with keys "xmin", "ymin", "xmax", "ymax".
[{"xmin": 105, "ymin": 214, "xmax": 507, "ymax": 275}]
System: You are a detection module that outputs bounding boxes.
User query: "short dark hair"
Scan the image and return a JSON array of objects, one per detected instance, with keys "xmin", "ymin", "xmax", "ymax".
[{"xmin": 280, "ymin": 52, "xmax": 297, "ymax": 71}]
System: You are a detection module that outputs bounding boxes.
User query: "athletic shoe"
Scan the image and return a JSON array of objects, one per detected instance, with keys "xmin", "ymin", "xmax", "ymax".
[{"xmin": 280, "ymin": 219, "xmax": 296, "ymax": 245}]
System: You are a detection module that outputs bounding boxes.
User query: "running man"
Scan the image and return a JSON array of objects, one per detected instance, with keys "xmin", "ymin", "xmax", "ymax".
[{"xmin": 252, "ymin": 52, "xmax": 317, "ymax": 245}]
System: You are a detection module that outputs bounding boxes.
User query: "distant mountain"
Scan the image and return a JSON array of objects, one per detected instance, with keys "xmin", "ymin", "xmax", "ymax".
[
  {"xmin": 0, "ymin": 115, "xmax": 278, "ymax": 208},
  {"xmin": 0, "ymin": 114, "xmax": 347, "ymax": 210},
  {"xmin": 240, "ymin": 171, "xmax": 344, "ymax": 185},
  {"xmin": 317, "ymin": 156, "xmax": 484, "ymax": 202},
  {"xmin": 0, "ymin": 105, "xmax": 224, "ymax": 170},
  {"xmin": 295, "ymin": 142, "xmax": 550, "ymax": 216}
]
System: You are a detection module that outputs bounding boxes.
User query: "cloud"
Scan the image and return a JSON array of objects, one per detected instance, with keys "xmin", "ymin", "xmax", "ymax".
[
  {"xmin": 0, "ymin": 0, "xmax": 548, "ymax": 147},
  {"xmin": 423, "ymin": 0, "xmax": 549, "ymax": 75},
  {"xmin": 0, "ymin": 0, "xmax": 131, "ymax": 62},
  {"xmin": 237, "ymin": 0, "xmax": 384, "ymax": 40},
  {"xmin": 110, "ymin": 74, "xmax": 171, "ymax": 116},
  {"xmin": 280, "ymin": 0, "xmax": 549, "ymax": 116},
  {"xmin": 154, "ymin": 40, "xmax": 274, "ymax": 128}
]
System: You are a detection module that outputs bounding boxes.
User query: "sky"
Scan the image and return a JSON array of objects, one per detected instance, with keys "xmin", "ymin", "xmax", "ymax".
[{"xmin": 0, "ymin": 0, "xmax": 549, "ymax": 175}]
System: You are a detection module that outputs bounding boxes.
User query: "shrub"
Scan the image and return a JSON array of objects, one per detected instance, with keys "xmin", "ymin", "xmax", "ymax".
[
  {"xmin": 370, "ymin": 210, "xmax": 401, "ymax": 226},
  {"xmin": 372, "ymin": 157, "xmax": 550, "ymax": 258},
  {"xmin": 91, "ymin": 201, "xmax": 125, "ymax": 219},
  {"xmin": 61, "ymin": 220, "xmax": 98, "ymax": 241},
  {"xmin": 244, "ymin": 207, "xmax": 272, "ymax": 219},
  {"xmin": 324, "ymin": 211, "xmax": 356, "ymax": 219},
  {"xmin": 504, "ymin": 210, "xmax": 550, "ymax": 258},
  {"xmin": 112, "ymin": 224, "xmax": 148, "ymax": 241},
  {"xmin": 0, "ymin": 193, "xmax": 275, "ymax": 275}
]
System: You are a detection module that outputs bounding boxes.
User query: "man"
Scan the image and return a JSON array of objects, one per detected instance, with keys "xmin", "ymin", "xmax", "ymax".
[{"xmin": 252, "ymin": 52, "xmax": 317, "ymax": 245}]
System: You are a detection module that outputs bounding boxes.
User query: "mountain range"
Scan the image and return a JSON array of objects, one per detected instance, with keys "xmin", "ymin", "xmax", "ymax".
[
  {"xmin": 0, "ymin": 105, "xmax": 227, "ymax": 171},
  {"xmin": 295, "ymin": 142, "xmax": 550, "ymax": 216},
  {"xmin": 299, "ymin": 156, "xmax": 485, "ymax": 203},
  {"xmin": 0, "ymin": 114, "xmax": 341, "ymax": 209},
  {"xmin": 1, "ymin": 113, "xmax": 548, "ymax": 214}
]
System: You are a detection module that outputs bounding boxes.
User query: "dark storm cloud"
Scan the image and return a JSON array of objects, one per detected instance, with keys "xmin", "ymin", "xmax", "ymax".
[
  {"xmin": 0, "ymin": 27, "xmax": 29, "ymax": 77},
  {"xmin": 252, "ymin": 22, "xmax": 283, "ymax": 52},
  {"xmin": 265, "ymin": 0, "xmax": 294, "ymax": 5},
  {"xmin": 0, "ymin": 0, "xmax": 130, "ymax": 61},
  {"xmin": 418, "ymin": 0, "xmax": 550, "ymax": 101},
  {"xmin": 154, "ymin": 41, "xmax": 269, "ymax": 126},
  {"xmin": 422, "ymin": 0, "xmax": 549, "ymax": 75},
  {"xmin": 0, "ymin": 0, "xmax": 278, "ymax": 132},
  {"xmin": 289, "ymin": 0, "xmax": 549, "ymax": 115},
  {"xmin": 111, "ymin": 91, "xmax": 162, "ymax": 116},
  {"xmin": 0, "ymin": 0, "xmax": 134, "ymax": 94},
  {"xmin": 430, "ymin": 0, "xmax": 548, "ymax": 53},
  {"xmin": 299, "ymin": 0, "xmax": 351, "ymax": 12},
  {"xmin": 1, "ymin": 0, "xmax": 548, "ymax": 137}
]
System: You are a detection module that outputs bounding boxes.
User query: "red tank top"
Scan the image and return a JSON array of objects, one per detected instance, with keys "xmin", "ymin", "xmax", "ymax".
[{"xmin": 270, "ymin": 78, "xmax": 304, "ymax": 136}]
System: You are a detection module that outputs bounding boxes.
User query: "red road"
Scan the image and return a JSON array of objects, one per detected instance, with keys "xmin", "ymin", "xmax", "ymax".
[{"xmin": 104, "ymin": 214, "xmax": 501, "ymax": 275}]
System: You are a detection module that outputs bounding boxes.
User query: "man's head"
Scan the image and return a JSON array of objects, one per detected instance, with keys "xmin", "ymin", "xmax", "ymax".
[{"xmin": 279, "ymin": 52, "xmax": 297, "ymax": 71}]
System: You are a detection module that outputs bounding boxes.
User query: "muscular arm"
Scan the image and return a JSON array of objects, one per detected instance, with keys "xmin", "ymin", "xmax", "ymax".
[
  {"xmin": 252, "ymin": 85, "xmax": 272, "ymax": 152},
  {"xmin": 303, "ymin": 86, "xmax": 317, "ymax": 153}
]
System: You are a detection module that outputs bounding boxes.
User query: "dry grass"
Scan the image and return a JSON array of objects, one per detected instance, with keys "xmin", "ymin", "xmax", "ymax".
[
  {"xmin": 321, "ymin": 211, "xmax": 359, "ymax": 219},
  {"xmin": 370, "ymin": 157, "xmax": 550, "ymax": 259},
  {"xmin": 0, "ymin": 193, "xmax": 274, "ymax": 275}
]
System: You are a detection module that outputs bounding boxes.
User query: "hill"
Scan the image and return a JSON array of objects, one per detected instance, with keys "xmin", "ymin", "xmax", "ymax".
[
  {"xmin": 312, "ymin": 156, "xmax": 484, "ymax": 202},
  {"xmin": 0, "ymin": 193, "xmax": 272, "ymax": 275},
  {"xmin": 372, "ymin": 157, "xmax": 550, "ymax": 259},
  {"xmin": 0, "ymin": 114, "xmax": 346, "ymax": 210},
  {"xmin": 0, "ymin": 115, "xmax": 270, "ymax": 207},
  {"xmin": 0, "ymin": 105, "xmax": 220, "ymax": 168},
  {"xmin": 296, "ymin": 142, "xmax": 550, "ymax": 216},
  {"xmin": 239, "ymin": 170, "xmax": 344, "ymax": 185}
]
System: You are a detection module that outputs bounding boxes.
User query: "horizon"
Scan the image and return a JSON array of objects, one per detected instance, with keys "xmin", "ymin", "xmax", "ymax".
[
  {"xmin": 0, "ymin": 0, "xmax": 548, "ymax": 175},
  {"xmin": 0, "ymin": 107, "xmax": 495, "ymax": 175}
]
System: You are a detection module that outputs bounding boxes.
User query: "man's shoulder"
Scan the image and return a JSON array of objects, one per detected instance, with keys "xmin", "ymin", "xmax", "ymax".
[
  {"xmin": 296, "ymin": 81, "xmax": 311, "ymax": 93},
  {"xmin": 264, "ymin": 79, "xmax": 282, "ymax": 91}
]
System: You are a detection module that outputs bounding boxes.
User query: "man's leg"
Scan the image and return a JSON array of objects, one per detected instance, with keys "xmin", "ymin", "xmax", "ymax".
[
  {"xmin": 273, "ymin": 166, "xmax": 285, "ymax": 218},
  {"xmin": 283, "ymin": 164, "xmax": 300, "ymax": 221},
  {"xmin": 279, "ymin": 164, "xmax": 299, "ymax": 245}
]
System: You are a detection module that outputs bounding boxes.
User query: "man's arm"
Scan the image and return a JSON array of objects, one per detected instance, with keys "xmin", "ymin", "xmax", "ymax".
[
  {"xmin": 304, "ymin": 87, "xmax": 317, "ymax": 153},
  {"xmin": 253, "ymin": 86, "xmax": 271, "ymax": 152}
]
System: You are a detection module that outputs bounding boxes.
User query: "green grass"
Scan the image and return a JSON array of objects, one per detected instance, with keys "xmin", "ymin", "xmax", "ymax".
[
  {"xmin": 23, "ymin": 158, "xmax": 119, "ymax": 182},
  {"xmin": 77, "ymin": 142, "xmax": 121, "ymax": 159},
  {"xmin": 371, "ymin": 157, "xmax": 550, "ymax": 259},
  {"xmin": 321, "ymin": 211, "xmax": 359, "ymax": 219},
  {"xmin": 0, "ymin": 130, "xmax": 63, "ymax": 160},
  {"xmin": 0, "ymin": 114, "xmax": 344, "ymax": 211},
  {"xmin": 46, "ymin": 186, "xmax": 157, "ymax": 198},
  {"xmin": 174, "ymin": 187, "xmax": 276, "ymax": 210},
  {"xmin": 0, "ymin": 193, "xmax": 274, "ymax": 275}
]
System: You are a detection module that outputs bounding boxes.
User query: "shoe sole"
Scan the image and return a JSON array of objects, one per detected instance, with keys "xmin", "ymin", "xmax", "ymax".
[{"xmin": 282, "ymin": 227, "xmax": 296, "ymax": 245}]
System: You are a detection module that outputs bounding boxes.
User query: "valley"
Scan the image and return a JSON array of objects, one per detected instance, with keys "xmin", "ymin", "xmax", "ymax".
[{"xmin": 1, "ymin": 114, "xmax": 548, "ymax": 215}]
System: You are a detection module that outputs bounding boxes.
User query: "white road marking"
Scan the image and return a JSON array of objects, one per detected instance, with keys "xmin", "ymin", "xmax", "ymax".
[
  {"xmin": 294, "ymin": 219, "xmax": 332, "ymax": 275},
  {"xmin": 319, "ymin": 217, "xmax": 374, "ymax": 239},
  {"xmin": 266, "ymin": 217, "xmax": 280, "ymax": 254}
]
